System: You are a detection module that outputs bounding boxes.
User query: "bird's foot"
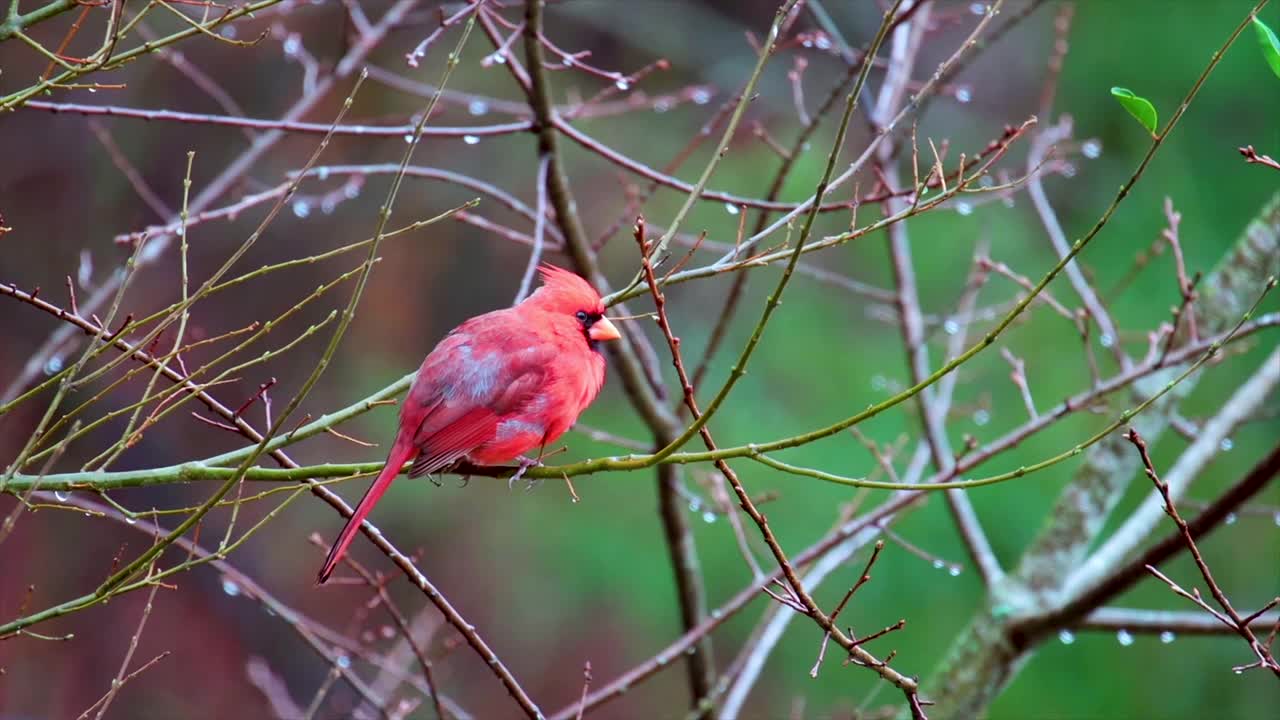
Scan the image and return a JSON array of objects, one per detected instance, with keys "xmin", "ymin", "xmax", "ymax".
[
  {"xmin": 507, "ymin": 456, "xmax": 543, "ymax": 491},
  {"xmin": 456, "ymin": 474, "xmax": 471, "ymax": 488}
]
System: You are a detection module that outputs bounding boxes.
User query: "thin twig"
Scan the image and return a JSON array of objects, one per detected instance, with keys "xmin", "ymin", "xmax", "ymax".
[
  {"xmin": 1239, "ymin": 145, "xmax": 1280, "ymax": 171},
  {"xmin": 810, "ymin": 540, "xmax": 887, "ymax": 678},
  {"xmin": 514, "ymin": 154, "xmax": 551, "ymax": 304},
  {"xmin": 1126, "ymin": 428, "xmax": 1279, "ymax": 676}
]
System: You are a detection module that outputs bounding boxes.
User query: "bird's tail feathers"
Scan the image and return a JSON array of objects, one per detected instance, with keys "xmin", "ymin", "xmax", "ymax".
[{"xmin": 316, "ymin": 438, "xmax": 415, "ymax": 584}]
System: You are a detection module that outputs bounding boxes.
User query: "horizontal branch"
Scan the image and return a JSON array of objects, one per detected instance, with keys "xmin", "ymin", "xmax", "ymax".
[
  {"xmin": 1079, "ymin": 607, "xmax": 1280, "ymax": 635},
  {"xmin": 22, "ymin": 101, "xmax": 532, "ymax": 137},
  {"xmin": 6, "ymin": 311, "xmax": 1276, "ymax": 494}
]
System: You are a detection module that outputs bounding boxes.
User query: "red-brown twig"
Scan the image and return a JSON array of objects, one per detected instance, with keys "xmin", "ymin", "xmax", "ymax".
[
  {"xmin": 1159, "ymin": 197, "xmax": 1201, "ymax": 355},
  {"xmin": 787, "ymin": 56, "xmax": 811, "ymax": 125},
  {"xmin": 406, "ymin": 0, "xmax": 483, "ymax": 67},
  {"xmin": 232, "ymin": 378, "xmax": 277, "ymax": 419},
  {"xmin": 562, "ymin": 58, "xmax": 672, "ymax": 121},
  {"xmin": 633, "ymin": 215, "xmax": 925, "ymax": 711},
  {"xmin": 573, "ymin": 661, "xmax": 592, "ymax": 720},
  {"xmin": 1158, "ymin": 269, "xmax": 1202, "ymax": 365},
  {"xmin": 999, "ymin": 347, "xmax": 1038, "ymax": 420},
  {"xmin": 1239, "ymin": 145, "xmax": 1280, "ymax": 171},
  {"xmin": 1126, "ymin": 428, "xmax": 1280, "ymax": 677},
  {"xmin": 39, "ymin": 4, "xmax": 94, "ymax": 80},
  {"xmin": 978, "ymin": 256, "xmax": 1077, "ymax": 322},
  {"xmin": 810, "ymin": 540, "xmax": 892, "ymax": 678},
  {"xmin": 1036, "ymin": 2, "xmax": 1075, "ymax": 119}
]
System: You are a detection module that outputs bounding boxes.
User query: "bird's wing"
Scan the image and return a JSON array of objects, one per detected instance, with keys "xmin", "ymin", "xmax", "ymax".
[
  {"xmin": 406, "ymin": 406, "xmax": 495, "ymax": 477},
  {"xmin": 404, "ymin": 320, "xmax": 557, "ymax": 477}
]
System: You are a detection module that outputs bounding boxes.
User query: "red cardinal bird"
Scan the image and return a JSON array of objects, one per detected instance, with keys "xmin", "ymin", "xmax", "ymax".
[{"xmin": 317, "ymin": 264, "xmax": 620, "ymax": 583}]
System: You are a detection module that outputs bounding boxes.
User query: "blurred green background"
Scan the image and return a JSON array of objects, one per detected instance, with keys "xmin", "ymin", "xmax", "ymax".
[{"xmin": 1, "ymin": 1, "xmax": 1278, "ymax": 718}]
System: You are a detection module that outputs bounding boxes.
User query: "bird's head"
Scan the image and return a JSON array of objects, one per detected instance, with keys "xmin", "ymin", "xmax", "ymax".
[{"xmin": 523, "ymin": 264, "xmax": 621, "ymax": 349}]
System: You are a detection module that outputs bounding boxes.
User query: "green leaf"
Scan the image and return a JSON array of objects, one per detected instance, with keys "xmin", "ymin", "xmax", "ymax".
[
  {"xmin": 1253, "ymin": 17, "xmax": 1280, "ymax": 79},
  {"xmin": 1110, "ymin": 87, "xmax": 1158, "ymax": 135}
]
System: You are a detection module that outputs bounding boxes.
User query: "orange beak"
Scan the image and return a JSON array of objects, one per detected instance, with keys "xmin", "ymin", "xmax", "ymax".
[{"xmin": 588, "ymin": 317, "xmax": 622, "ymax": 342}]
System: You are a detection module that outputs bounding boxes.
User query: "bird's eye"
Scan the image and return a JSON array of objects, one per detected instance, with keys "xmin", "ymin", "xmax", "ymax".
[{"xmin": 575, "ymin": 310, "xmax": 589, "ymax": 323}]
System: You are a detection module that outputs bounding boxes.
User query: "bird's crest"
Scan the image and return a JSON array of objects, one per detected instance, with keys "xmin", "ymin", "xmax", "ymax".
[{"xmin": 527, "ymin": 264, "xmax": 605, "ymax": 314}]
